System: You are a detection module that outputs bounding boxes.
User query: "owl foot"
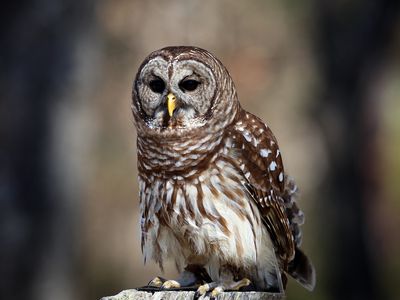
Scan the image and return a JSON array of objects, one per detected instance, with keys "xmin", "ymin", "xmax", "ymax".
[
  {"xmin": 161, "ymin": 279, "xmax": 181, "ymax": 289},
  {"xmin": 147, "ymin": 277, "xmax": 182, "ymax": 289},
  {"xmin": 195, "ymin": 278, "xmax": 252, "ymax": 299},
  {"xmin": 148, "ymin": 276, "xmax": 166, "ymax": 287},
  {"xmin": 148, "ymin": 265, "xmax": 210, "ymax": 290}
]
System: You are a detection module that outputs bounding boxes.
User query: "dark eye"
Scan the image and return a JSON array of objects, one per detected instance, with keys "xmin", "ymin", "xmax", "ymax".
[
  {"xmin": 149, "ymin": 78, "xmax": 165, "ymax": 93},
  {"xmin": 179, "ymin": 79, "xmax": 200, "ymax": 92}
]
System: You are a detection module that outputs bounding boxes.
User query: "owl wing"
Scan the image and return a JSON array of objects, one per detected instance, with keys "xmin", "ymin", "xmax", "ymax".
[
  {"xmin": 230, "ymin": 111, "xmax": 294, "ymax": 262},
  {"xmin": 229, "ymin": 110, "xmax": 315, "ymax": 290}
]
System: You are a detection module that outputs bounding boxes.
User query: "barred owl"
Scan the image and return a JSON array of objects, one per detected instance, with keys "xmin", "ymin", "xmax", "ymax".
[{"xmin": 132, "ymin": 46, "xmax": 315, "ymax": 296}]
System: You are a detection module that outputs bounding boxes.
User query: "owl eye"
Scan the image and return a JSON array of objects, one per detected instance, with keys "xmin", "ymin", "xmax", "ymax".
[
  {"xmin": 149, "ymin": 78, "xmax": 165, "ymax": 93},
  {"xmin": 179, "ymin": 79, "xmax": 200, "ymax": 92}
]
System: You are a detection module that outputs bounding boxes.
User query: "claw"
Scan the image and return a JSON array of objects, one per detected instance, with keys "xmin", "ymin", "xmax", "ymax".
[
  {"xmin": 230, "ymin": 278, "xmax": 252, "ymax": 290},
  {"xmin": 196, "ymin": 283, "xmax": 212, "ymax": 296},
  {"xmin": 211, "ymin": 286, "xmax": 224, "ymax": 298},
  {"xmin": 148, "ymin": 276, "xmax": 165, "ymax": 287},
  {"xmin": 148, "ymin": 265, "xmax": 208, "ymax": 292},
  {"xmin": 161, "ymin": 279, "xmax": 181, "ymax": 289},
  {"xmin": 196, "ymin": 278, "xmax": 252, "ymax": 298}
]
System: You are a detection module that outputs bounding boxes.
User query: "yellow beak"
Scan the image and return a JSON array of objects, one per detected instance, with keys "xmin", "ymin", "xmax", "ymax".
[{"xmin": 167, "ymin": 93, "xmax": 176, "ymax": 117}]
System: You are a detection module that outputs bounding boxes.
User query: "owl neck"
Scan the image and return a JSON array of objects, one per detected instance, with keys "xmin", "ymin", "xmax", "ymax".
[
  {"xmin": 136, "ymin": 96, "xmax": 240, "ymax": 180},
  {"xmin": 137, "ymin": 126, "xmax": 226, "ymax": 180}
]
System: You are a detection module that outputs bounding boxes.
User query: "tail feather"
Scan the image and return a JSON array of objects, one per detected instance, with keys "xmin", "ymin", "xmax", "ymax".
[{"xmin": 288, "ymin": 247, "xmax": 316, "ymax": 291}]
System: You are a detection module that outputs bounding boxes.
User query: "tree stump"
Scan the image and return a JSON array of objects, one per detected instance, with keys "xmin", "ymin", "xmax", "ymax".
[{"xmin": 101, "ymin": 289, "xmax": 284, "ymax": 300}]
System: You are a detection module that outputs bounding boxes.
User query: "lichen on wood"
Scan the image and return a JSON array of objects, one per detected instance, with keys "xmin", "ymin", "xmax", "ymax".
[{"xmin": 101, "ymin": 289, "xmax": 284, "ymax": 300}]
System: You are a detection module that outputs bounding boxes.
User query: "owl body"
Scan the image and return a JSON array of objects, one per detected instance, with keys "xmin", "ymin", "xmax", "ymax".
[
  {"xmin": 133, "ymin": 46, "xmax": 315, "ymax": 292},
  {"xmin": 138, "ymin": 171, "xmax": 277, "ymax": 290}
]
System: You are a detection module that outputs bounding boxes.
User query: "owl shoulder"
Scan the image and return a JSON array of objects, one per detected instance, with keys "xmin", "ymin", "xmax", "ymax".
[{"xmin": 227, "ymin": 109, "xmax": 285, "ymax": 193}]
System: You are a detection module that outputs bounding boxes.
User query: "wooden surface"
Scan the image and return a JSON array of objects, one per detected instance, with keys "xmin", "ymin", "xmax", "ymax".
[{"xmin": 101, "ymin": 289, "xmax": 285, "ymax": 300}]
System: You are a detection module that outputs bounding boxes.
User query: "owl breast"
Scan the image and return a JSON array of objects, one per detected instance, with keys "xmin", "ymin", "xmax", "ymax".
[{"xmin": 139, "ymin": 153, "xmax": 279, "ymax": 288}]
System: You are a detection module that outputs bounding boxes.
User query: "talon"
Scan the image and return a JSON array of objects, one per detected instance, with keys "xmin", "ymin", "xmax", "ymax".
[
  {"xmin": 148, "ymin": 276, "xmax": 165, "ymax": 287},
  {"xmin": 231, "ymin": 278, "xmax": 252, "ymax": 290},
  {"xmin": 196, "ymin": 283, "xmax": 211, "ymax": 296},
  {"xmin": 211, "ymin": 286, "xmax": 224, "ymax": 297},
  {"xmin": 194, "ymin": 290, "xmax": 203, "ymax": 299},
  {"xmin": 162, "ymin": 279, "xmax": 181, "ymax": 289}
]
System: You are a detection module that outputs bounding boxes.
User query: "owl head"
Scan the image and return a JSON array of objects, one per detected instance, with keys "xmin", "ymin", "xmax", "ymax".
[{"xmin": 132, "ymin": 46, "xmax": 239, "ymax": 137}]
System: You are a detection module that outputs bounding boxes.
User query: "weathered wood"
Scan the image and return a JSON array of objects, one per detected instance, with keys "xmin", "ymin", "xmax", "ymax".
[{"xmin": 101, "ymin": 289, "xmax": 284, "ymax": 300}]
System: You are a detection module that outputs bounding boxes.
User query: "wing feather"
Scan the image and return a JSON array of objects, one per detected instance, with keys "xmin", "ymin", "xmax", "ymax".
[
  {"xmin": 230, "ymin": 110, "xmax": 296, "ymax": 266},
  {"xmin": 229, "ymin": 110, "xmax": 315, "ymax": 290}
]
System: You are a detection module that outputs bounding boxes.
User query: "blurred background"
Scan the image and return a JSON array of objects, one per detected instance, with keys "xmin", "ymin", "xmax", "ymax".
[{"xmin": 1, "ymin": 1, "xmax": 400, "ymax": 300}]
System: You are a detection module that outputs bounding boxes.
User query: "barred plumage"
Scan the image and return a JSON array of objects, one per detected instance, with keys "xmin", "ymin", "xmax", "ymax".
[{"xmin": 132, "ymin": 46, "xmax": 315, "ymax": 294}]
